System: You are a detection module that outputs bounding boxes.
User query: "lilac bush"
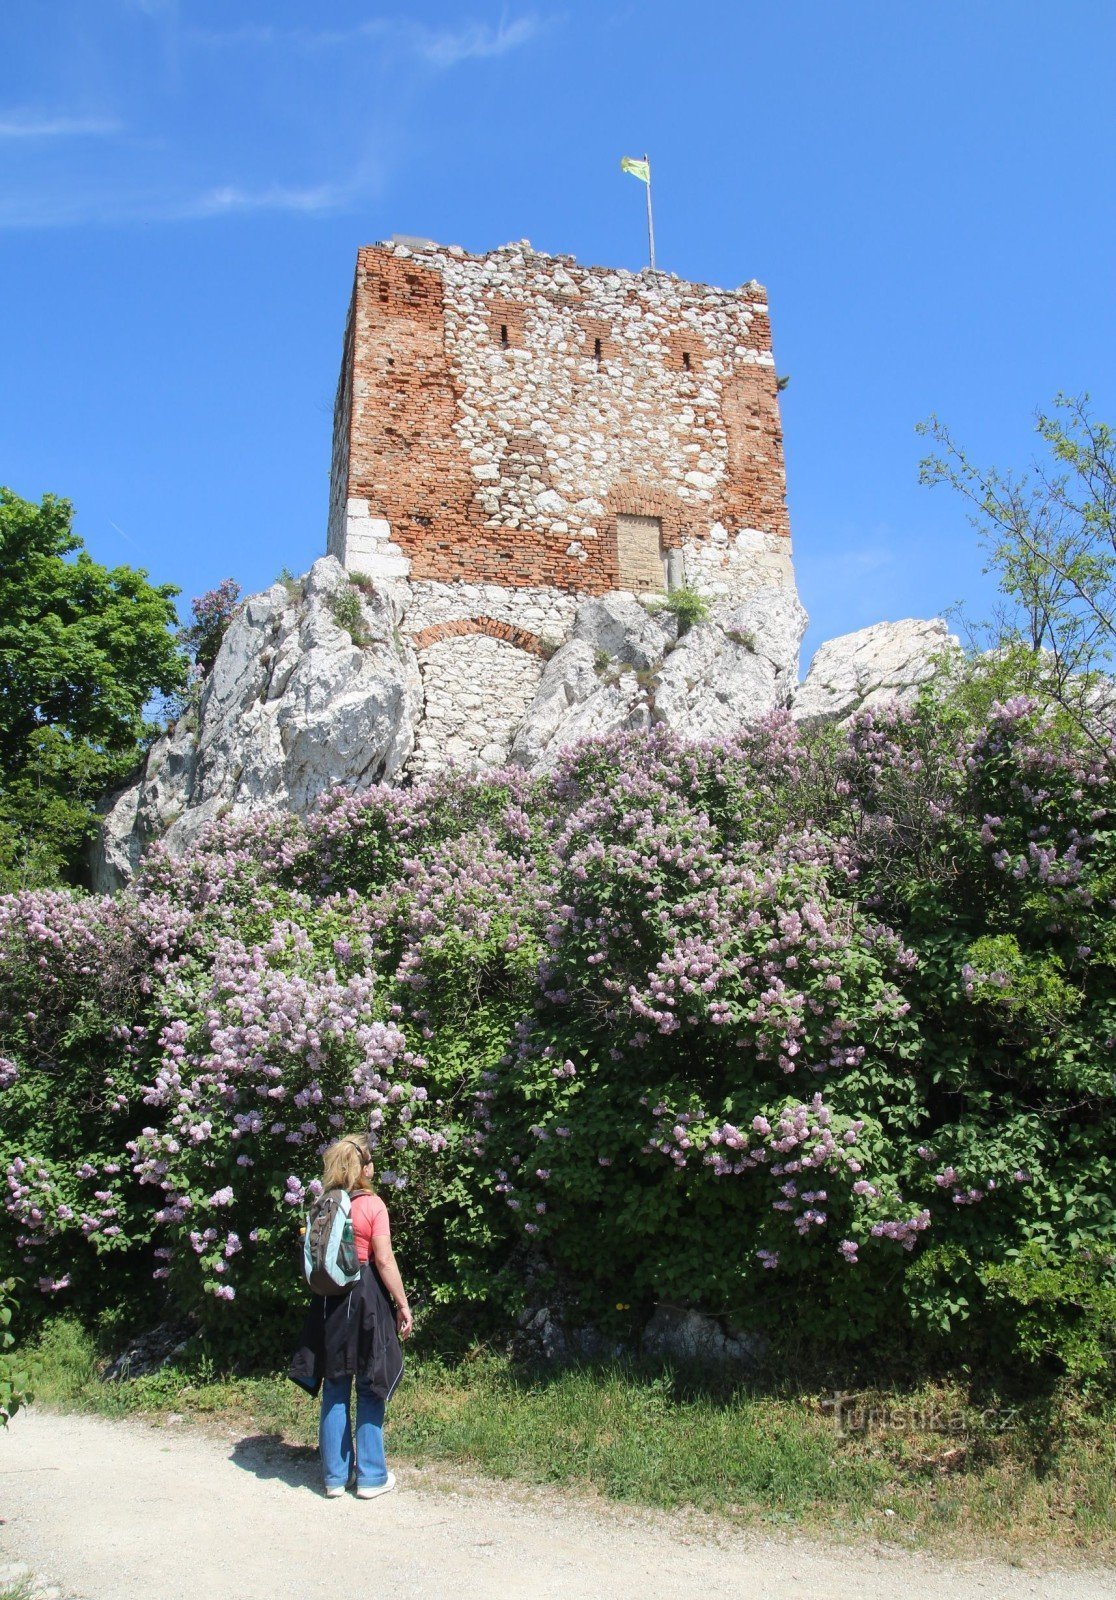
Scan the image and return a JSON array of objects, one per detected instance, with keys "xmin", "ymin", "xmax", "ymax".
[
  {"xmin": 177, "ymin": 578, "xmax": 242, "ymax": 675},
  {"xmin": 0, "ymin": 691, "xmax": 1113, "ymax": 1379}
]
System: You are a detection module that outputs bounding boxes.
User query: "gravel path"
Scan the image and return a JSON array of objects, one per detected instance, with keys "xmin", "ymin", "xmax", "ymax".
[{"xmin": 1, "ymin": 1409, "xmax": 1112, "ymax": 1600}]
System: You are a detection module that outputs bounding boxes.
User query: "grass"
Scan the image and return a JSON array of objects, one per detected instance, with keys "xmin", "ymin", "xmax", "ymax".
[{"xmin": 22, "ymin": 1319, "xmax": 1116, "ymax": 1564}]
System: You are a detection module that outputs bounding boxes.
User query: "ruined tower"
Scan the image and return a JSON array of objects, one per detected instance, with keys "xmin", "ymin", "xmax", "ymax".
[{"xmin": 327, "ymin": 237, "xmax": 798, "ymax": 771}]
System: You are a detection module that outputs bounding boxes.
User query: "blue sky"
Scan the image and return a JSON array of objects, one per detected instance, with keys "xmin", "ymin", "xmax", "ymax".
[{"xmin": 2, "ymin": 0, "xmax": 1114, "ymax": 668}]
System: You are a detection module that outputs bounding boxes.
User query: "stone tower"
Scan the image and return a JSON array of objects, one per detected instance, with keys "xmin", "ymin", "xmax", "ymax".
[
  {"xmin": 329, "ymin": 238, "xmax": 793, "ymax": 599},
  {"xmin": 327, "ymin": 236, "xmax": 800, "ymax": 772}
]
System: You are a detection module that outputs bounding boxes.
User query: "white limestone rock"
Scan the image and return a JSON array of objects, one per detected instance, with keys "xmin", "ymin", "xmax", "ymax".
[
  {"xmin": 508, "ymin": 639, "xmax": 650, "ymax": 770},
  {"xmin": 794, "ymin": 617, "xmax": 958, "ymax": 725},
  {"xmin": 571, "ymin": 592, "xmax": 668, "ymax": 670},
  {"xmin": 510, "ymin": 584, "xmax": 806, "ymax": 766},
  {"xmin": 715, "ymin": 584, "xmax": 809, "ymax": 682},
  {"xmin": 92, "ymin": 558, "xmax": 422, "ymax": 891},
  {"xmin": 653, "ymin": 631, "xmax": 779, "ymax": 738},
  {"xmin": 650, "ymin": 586, "xmax": 807, "ymax": 738}
]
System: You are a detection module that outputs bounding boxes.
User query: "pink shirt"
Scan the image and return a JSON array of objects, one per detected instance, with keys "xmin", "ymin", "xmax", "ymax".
[{"xmin": 350, "ymin": 1191, "xmax": 390, "ymax": 1265}]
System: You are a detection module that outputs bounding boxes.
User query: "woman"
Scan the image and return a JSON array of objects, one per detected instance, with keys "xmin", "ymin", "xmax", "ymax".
[{"xmin": 288, "ymin": 1133, "xmax": 413, "ymax": 1498}]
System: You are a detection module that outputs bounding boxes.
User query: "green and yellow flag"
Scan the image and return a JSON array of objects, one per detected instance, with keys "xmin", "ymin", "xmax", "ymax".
[{"xmin": 620, "ymin": 156, "xmax": 650, "ymax": 184}]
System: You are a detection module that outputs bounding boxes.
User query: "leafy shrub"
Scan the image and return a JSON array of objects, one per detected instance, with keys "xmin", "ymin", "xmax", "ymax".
[
  {"xmin": 177, "ymin": 579, "xmax": 241, "ymax": 675},
  {"xmin": 0, "ymin": 1278, "xmax": 32, "ymax": 1423},
  {"xmin": 981, "ymin": 1243, "xmax": 1116, "ymax": 1393},
  {"xmin": 329, "ymin": 584, "xmax": 369, "ymax": 645},
  {"xmin": 1, "ymin": 689, "xmax": 1113, "ymax": 1387},
  {"xmin": 656, "ymin": 586, "xmax": 710, "ymax": 634}
]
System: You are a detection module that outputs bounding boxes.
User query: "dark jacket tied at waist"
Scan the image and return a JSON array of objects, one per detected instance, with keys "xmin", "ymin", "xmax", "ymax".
[{"xmin": 288, "ymin": 1261, "xmax": 404, "ymax": 1402}]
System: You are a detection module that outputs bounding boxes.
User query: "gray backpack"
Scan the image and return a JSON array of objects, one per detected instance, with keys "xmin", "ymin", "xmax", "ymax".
[{"xmin": 301, "ymin": 1188, "xmax": 361, "ymax": 1295}]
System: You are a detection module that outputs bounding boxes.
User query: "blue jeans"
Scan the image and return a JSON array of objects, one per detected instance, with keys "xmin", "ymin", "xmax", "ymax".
[{"xmin": 319, "ymin": 1375, "xmax": 388, "ymax": 1490}]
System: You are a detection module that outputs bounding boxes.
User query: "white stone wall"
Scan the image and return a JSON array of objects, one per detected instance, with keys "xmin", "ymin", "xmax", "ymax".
[
  {"xmin": 403, "ymin": 579, "xmax": 578, "ymax": 643},
  {"xmin": 681, "ymin": 526, "xmax": 796, "ymax": 601},
  {"xmin": 409, "ymin": 634, "xmax": 545, "ymax": 778},
  {"xmin": 429, "ymin": 242, "xmax": 775, "ymax": 554},
  {"xmin": 336, "ymin": 498, "xmax": 412, "ymax": 582}
]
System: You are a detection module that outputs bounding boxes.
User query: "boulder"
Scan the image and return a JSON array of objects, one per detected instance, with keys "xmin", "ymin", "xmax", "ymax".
[
  {"xmin": 510, "ymin": 583, "xmax": 807, "ymax": 768},
  {"xmin": 641, "ymin": 1303, "xmax": 767, "ymax": 1367},
  {"xmin": 91, "ymin": 558, "xmax": 422, "ymax": 891},
  {"xmin": 651, "ymin": 586, "xmax": 807, "ymax": 738},
  {"xmin": 570, "ymin": 591, "xmax": 669, "ymax": 670},
  {"xmin": 507, "ymin": 639, "xmax": 651, "ymax": 770},
  {"xmin": 793, "ymin": 617, "xmax": 958, "ymax": 725}
]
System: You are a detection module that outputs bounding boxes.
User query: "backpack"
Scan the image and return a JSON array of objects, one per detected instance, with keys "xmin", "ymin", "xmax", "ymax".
[{"xmin": 301, "ymin": 1187, "xmax": 362, "ymax": 1295}]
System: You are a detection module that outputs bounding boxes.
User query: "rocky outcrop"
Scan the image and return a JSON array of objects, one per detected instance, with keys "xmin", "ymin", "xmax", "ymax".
[
  {"xmin": 511, "ymin": 584, "xmax": 807, "ymax": 769},
  {"xmin": 91, "ymin": 558, "xmax": 421, "ymax": 892},
  {"xmin": 570, "ymin": 591, "xmax": 674, "ymax": 669},
  {"xmin": 507, "ymin": 639, "xmax": 653, "ymax": 769},
  {"xmin": 793, "ymin": 617, "xmax": 958, "ymax": 725},
  {"xmin": 92, "ymin": 556, "xmax": 965, "ymax": 891}
]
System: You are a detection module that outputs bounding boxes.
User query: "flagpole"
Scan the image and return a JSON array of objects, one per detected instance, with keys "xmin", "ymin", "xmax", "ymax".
[{"xmin": 644, "ymin": 151, "xmax": 656, "ymax": 272}]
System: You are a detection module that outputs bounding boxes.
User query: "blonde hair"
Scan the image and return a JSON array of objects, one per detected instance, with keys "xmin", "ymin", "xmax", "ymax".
[{"xmin": 322, "ymin": 1133, "xmax": 374, "ymax": 1195}]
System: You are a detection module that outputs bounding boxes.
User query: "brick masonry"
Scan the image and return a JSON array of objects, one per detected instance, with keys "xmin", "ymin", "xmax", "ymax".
[
  {"xmin": 328, "ymin": 238, "xmax": 790, "ymax": 597},
  {"xmin": 324, "ymin": 236, "xmax": 799, "ymax": 775}
]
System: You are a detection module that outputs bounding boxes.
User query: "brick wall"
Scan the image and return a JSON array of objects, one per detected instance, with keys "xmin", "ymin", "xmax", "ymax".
[{"xmin": 330, "ymin": 239, "xmax": 790, "ymax": 598}]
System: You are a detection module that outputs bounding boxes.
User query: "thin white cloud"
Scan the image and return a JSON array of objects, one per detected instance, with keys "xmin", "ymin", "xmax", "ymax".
[
  {"xmin": 191, "ymin": 12, "xmax": 549, "ymax": 67},
  {"xmin": 0, "ymin": 112, "xmax": 122, "ymax": 139},
  {"xmin": 412, "ymin": 15, "xmax": 546, "ymax": 67},
  {"xmin": 176, "ymin": 180, "xmax": 351, "ymax": 219},
  {"xmin": 0, "ymin": 154, "xmax": 383, "ymax": 230}
]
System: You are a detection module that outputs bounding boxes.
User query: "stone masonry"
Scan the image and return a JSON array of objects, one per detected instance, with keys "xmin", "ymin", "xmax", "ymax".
[{"xmin": 325, "ymin": 236, "xmax": 798, "ymax": 774}]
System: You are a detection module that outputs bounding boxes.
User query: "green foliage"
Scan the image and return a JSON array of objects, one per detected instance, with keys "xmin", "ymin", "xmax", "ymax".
[
  {"xmin": 655, "ymin": 585, "xmax": 710, "ymax": 634},
  {"xmin": 329, "ymin": 583, "xmax": 370, "ymax": 645},
  {"xmin": 1, "ymin": 679, "xmax": 1115, "ymax": 1394},
  {"xmin": 919, "ymin": 393, "xmax": 1116, "ymax": 737},
  {"xmin": 0, "ymin": 487, "xmax": 186, "ymax": 888},
  {"xmin": 981, "ymin": 1244, "xmax": 1116, "ymax": 1391},
  {"xmin": 0, "ymin": 1278, "xmax": 32, "ymax": 1423}
]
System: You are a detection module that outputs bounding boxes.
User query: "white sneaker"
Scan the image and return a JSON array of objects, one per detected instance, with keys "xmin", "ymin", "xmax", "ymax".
[
  {"xmin": 355, "ymin": 1471, "xmax": 396, "ymax": 1500},
  {"xmin": 324, "ymin": 1484, "xmax": 346, "ymax": 1498}
]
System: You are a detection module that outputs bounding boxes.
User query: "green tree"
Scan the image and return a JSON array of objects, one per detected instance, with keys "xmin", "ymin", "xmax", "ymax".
[
  {"xmin": 0, "ymin": 487, "xmax": 186, "ymax": 888},
  {"xmin": 918, "ymin": 394, "xmax": 1116, "ymax": 729}
]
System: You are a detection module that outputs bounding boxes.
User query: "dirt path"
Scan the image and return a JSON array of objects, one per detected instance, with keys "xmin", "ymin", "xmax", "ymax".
[{"xmin": 0, "ymin": 1409, "xmax": 1112, "ymax": 1600}]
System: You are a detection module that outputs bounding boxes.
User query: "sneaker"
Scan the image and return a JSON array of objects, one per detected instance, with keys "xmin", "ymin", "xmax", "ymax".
[
  {"xmin": 324, "ymin": 1484, "xmax": 346, "ymax": 1498},
  {"xmin": 355, "ymin": 1471, "xmax": 396, "ymax": 1500}
]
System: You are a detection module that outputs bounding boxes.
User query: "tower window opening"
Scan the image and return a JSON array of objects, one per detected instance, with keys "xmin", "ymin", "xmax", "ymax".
[
  {"xmin": 500, "ymin": 323, "xmax": 509, "ymax": 347},
  {"xmin": 682, "ymin": 351, "xmax": 691, "ymax": 371},
  {"xmin": 594, "ymin": 337, "xmax": 602, "ymax": 364}
]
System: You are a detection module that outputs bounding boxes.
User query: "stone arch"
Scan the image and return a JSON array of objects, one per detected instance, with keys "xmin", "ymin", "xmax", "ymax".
[
  {"xmin": 409, "ymin": 615, "xmax": 544, "ymax": 656},
  {"xmin": 408, "ymin": 630, "xmax": 545, "ymax": 780},
  {"xmin": 603, "ymin": 482, "xmax": 691, "ymax": 592}
]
